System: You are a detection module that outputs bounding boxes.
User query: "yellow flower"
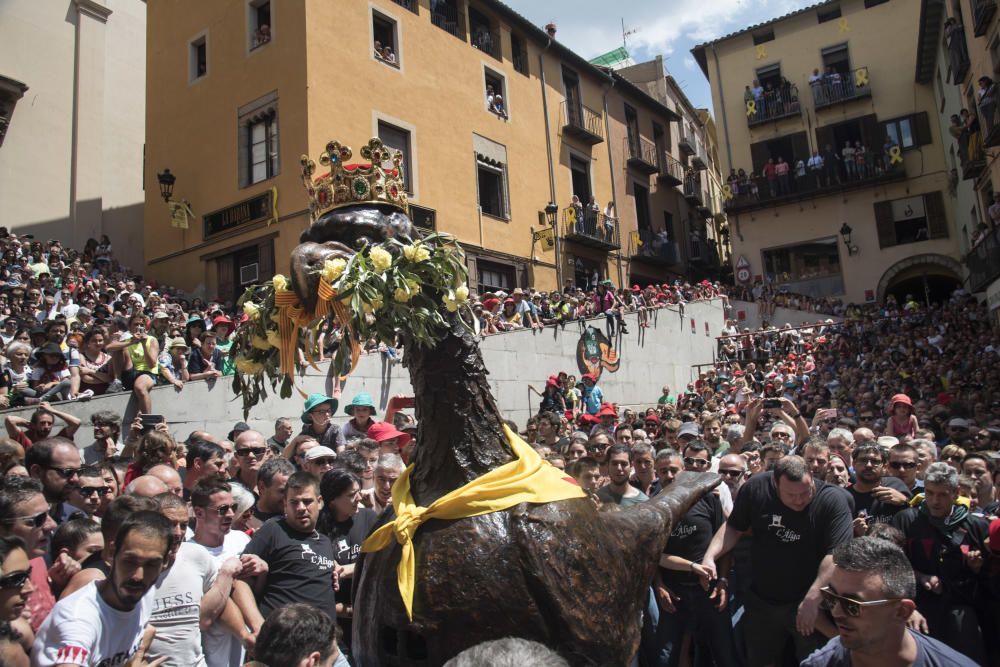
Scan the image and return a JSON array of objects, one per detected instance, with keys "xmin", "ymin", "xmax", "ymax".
[
  {"xmin": 272, "ymin": 274, "xmax": 288, "ymax": 291},
  {"xmin": 321, "ymin": 258, "xmax": 346, "ymax": 283},
  {"xmin": 251, "ymin": 336, "xmax": 271, "ymax": 351},
  {"xmin": 414, "ymin": 245, "xmax": 431, "ymax": 263},
  {"xmin": 243, "ymin": 302, "xmax": 260, "ymax": 320},
  {"xmin": 266, "ymin": 329, "xmax": 282, "ymax": 349},
  {"xmin": 443, "ymin": 290, "xmax": 459, "ymax": 313},
  {"xmin": 394, "ymin": 287, "xmax": 411, "ymax": 303},
  {"xmin": 371, "ymin": 295, "xmax": 384, "ymax": 311},
  {"xmin": 455, "ymin": 284, "xmax": 469, "ymax": 302},
  {"xmin": 402, "ymin": 244, "xmax": 418, "ymax": 261},
  {"xmin": 369, "ymin": 246, "xmax": 392, "ymax": 273},
  {"xmin": 235, "ymin": 356, "xmax": 263, "ymax": 374}
]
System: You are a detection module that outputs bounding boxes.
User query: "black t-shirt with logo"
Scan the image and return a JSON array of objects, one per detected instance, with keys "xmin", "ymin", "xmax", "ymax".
[
  {"xmin": 326, "ymin": 507, "xmax": 378, "ymax": 606},
  {"xmin": 848, "ymin": 476, "xmax": 912, "ymax": 525},
  {"xmin": 728, "ymin": 471, "xmax": 853, "ymax": 604},
  {"xmin": 242, "ymin": 517, "xmax": 337, "ymax": 620},
  {"xmin": 662, "ymin": 493, "xmax": 725, "ymax": 587}
]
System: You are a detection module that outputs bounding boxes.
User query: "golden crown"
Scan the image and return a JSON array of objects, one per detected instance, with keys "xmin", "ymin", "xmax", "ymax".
[{"xmin": 300, "ymin": 137, "xmax": 409, "ymax": 220}]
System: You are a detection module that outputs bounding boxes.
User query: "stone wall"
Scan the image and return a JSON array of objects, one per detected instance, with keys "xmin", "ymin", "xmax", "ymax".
[{"xmin": 0, "ymin": 299, "xmax": 726, "ymax": 440}]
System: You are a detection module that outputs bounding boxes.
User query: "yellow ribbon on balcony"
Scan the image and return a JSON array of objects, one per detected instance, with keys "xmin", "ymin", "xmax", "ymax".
[
  {"xmin": 722, "ymin": 184, "xmax": 734, "ymax": 201},
  {"xmin": 361, "ymin": 425, "xmax": 587, "ymax": 621},
  {"xmin": 745, "ymin": 100, "xmax": 757, "ymax": 117},
  {"xmin": 888, "ymin": 144, "xmax": 903, "ymax": 165},
  {"xmin": 854, "ymin": 67, "xmax": 869, "ymax": 88},
  {"xmin": 755, "ymin": 45, "xmax": 767, "ymax": 60}
]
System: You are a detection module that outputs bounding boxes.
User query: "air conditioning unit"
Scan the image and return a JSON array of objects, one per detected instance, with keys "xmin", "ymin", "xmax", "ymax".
[{"xmin": 240, "ymin": 262, "xmax": 260, "ymax": 285}]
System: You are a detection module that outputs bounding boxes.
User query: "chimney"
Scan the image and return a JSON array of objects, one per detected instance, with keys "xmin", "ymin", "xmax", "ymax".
[{"xmin": 545, "ymin": 22, "xmax": 557, "ymax": 38}]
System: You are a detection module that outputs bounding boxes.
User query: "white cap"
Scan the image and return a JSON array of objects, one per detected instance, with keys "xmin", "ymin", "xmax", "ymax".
[{"xmin": 304, "ymin": 446, "xmax": 337, "ymax": 461}]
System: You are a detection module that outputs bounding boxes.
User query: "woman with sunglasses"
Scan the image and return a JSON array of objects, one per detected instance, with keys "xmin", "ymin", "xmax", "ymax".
[{"xmin": 0, "ymin": 536, "xmax": 34, "ymax": 655}]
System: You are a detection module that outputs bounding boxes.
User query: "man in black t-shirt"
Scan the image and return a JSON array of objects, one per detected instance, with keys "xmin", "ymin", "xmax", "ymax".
[
  {"xmin": 239, "ymin": 471, "xmax": 338, "ymax": 622},
  {"xmin": 703, "ymin": 455, "xmax": 853, "ymax": 666},
  {"xmin": 849, "ymin": 443, "xmax": 911, "ymax": 536}
]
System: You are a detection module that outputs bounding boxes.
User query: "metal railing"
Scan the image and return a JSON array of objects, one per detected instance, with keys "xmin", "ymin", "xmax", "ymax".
[
  {"xmin": 628, "ymin": 135, "xmax": 659, "ymax": 168},
  {"xmin": 391, "ymin": 0, "xmax": 417, "ymax": 11},
  {"xmin": 562, "ymin": 102, "xmax": 604, "ymax": 140},
  {"xmin": 431, "ymin": 9, "xmax": 464, "ymax": 40},
  {"xmin": 471, "ymin": 28, "xmax": 500, "ymax": 60},
  {"xmin": 563, "ymin": 206, "xmax": 618, "ymax": 245},
  {"xmin": 810, "ymin": 67, "xmax": 872, "ymax": 110},
  {"xmin": 966, "ymin": 225, "xmax": 1000, "ymax": 291},
  {"xmin": 678, "ymin": 131, "xmax": 696, "ymax": 155},
  {"xmin": 980, "ymin": 92, "xmax": 1000, "ymax": 148},
  {"xmin": 684, "ymin": 173, "xmax": 704, "ymax": 204},
  {"xmin": 659, "ymin": 152, "xmax": 685, "ymax": 183},
  {"xmin": 633, "ymin": 228, "xmax": 679, "ymax": 264},
  {"xmin": 746, "ymin": 85, "xmax": 801, "ymax": 126}
]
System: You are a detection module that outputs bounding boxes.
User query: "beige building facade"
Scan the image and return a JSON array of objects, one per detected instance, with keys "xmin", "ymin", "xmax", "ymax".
[
  {"xmin": 0, "ymin": 0, "xmax": 146, "ymax": 270},
  {"xmin": 694, "ymin": 0, "xmax": 964, "ymax": 304}
]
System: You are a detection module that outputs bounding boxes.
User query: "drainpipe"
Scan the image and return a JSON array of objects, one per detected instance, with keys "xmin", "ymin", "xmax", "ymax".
[
  {"xmin": 601, "ymin": 71, "xmax": 623, "ymax": 287},
  {"xmin": 710, "ymin": 45, "xmax": 733, "ymax": 171},
  {"xmin": 539, "ymin": 38, "xmax": 562, "ymax": 290}
]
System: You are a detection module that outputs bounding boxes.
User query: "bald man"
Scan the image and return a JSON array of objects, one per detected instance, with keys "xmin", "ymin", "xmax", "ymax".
[
  {"xmin": 853, "ymin": 428, "xmax": 876, "ymax": 445},
  {"xmin": 148, "ymin": 464, "xmax": 183, "ymax": 497},
  {"xmin": 126, "ymin": 475, "xmax": 169, "ymax": 497},
  {"xmin": 232, "ymin": 430, "xmax": 268, "ymax": 490},
  {"xmin": 718, "ymin": 453, "xmax": 749, "ymax": 496}
]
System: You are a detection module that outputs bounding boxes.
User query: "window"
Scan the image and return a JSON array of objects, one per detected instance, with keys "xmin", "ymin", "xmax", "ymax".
[
  {"xmin": 762, "ymin": 237, "xmax": 844, "ymax": 294},
  {"xmin": 189, "ymin": 34, "xmax": 208, "ymax": 82},
  {"xmin": 377, "ymin": 120, "xmax": 412, "ymax": 194},
  {"xmin": 511, "ymin": 33, "xmax": 528, "ymax": 75},
  {"xmin": 476, "ymin": 155, "xmax": 509, "ymax": 220},
  {"xmin": 409, "ymin": 204, "xmax": 436, "ymax": 231},
  {"xmin": 874, "ymin": 192, "xmax": 948, "ymax": 248},
  {"xmin": 864, "ymin": 0, "xmax": 890, "ymax": 7},
  {"xmin": 391, "ymin": 0, "xmax": 418, "ymax": 13},
  {"xmin": 572, "ymin": 256, "xmax": 603, "ymax": 290},
  {"xmin": 753, "ymin": 29, "xmax": 775, "ymax": 45},
  {"xmin": 755, "ymin": 63, "xmax": 782, "ymax": 91},
  {"xmin": 478, "ymin": 260, "xmax": 514, "ymax": 294},
  {"xmin": 625, "ymin": 104, "xmax": 640, "ymax": 155},
  {"xmin": 430, "ymin": 0, "xmax": 465, "ymax": 41},
  {"xmin": 372, "ymin": 11, "xmax": 399, "ymax": 68},
  {"xmin": 634, "ymin": 183, "xmax": 651, "ymax": 231},
  {"xmin": 662, "ymin": 211, "xmax": 674, "ymax": 240},
  {"xmin": 238, "ymin": 92, "xmax": 280, "ymax": 187},
  {"xmin": 485, "ymin": 68, "xmax": 508, "ymax": 118},
  {"xmin": 469, "ymin": 6, "xmax": 499, "ymax": 60},
  {"xmin": 570, "ymin": 155, "xmax": 591, "ymax": 204},
  {"xmin": 817, "ymin": 4, "xmax": 842, "ymax": 22},
  {"xmin": 990, "ymin": 33, "xmax": 1000, "ymax": 75},
  {"xmin": 881, "ymin": 113, "xmax": 932, "ymax": 150},
  {"xmin": 821, "ymin": 44, "xmax": 850, "ymax": 75},
  {"xmin": 249, "ymin": 0, "xmax": 271, "ymax": 50}
]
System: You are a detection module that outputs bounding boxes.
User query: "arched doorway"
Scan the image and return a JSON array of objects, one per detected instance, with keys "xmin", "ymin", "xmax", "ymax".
[{"xmin": 875, "ymin": 254, "xmax": 963, "ymax": 305}]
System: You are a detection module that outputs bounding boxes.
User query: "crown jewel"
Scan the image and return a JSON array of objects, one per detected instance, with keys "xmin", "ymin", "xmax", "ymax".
[{"xmin": 300, "ymin": 138, "xmax": 409, "ymax": 220}]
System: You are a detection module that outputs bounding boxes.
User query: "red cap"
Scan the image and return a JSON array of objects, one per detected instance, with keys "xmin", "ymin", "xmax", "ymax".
[
  {"xmin": 366, "ymin": 421, "xmax": 412, "ymax": 449},
  {"xmin": 580, "ymin": 413, "xmax": 600, "ymax": 425},
  {"xmin": 631, "ymin": 285, "xmax": 641, "ymax": 292},
  {"xmin": 597, "ymin": 403, "xmax": 617, "ymax": 418},
  {"xmin": 546, "ymin": 375, "xmax": 560, "ymax": 388},
  {"xmin": 643, "ymin": 414, "xmax": 660, "ymax": 424},
  {"xmin": 582, "ymin": 373, "xmax": 597, "ymax": 383}
]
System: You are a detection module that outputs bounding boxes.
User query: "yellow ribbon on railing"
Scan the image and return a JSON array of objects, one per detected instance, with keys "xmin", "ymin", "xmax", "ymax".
[
  {"xmin": 854, "ymin": 67, "xmax": 869, "ymax": 87},
  {"xmin": 888, "ymin": 144, "xmax": 903, "ymax": 165},
  {"xmin": 361, "ymin": 425, "xmax": 587, "ymax": 620},
  {"xmin": 722, "ymin": 184, "xmax": 734, "ymax": 200},
  {"xmin": 745, "ymin": 100, "xmax": 757, "ymax": 117}
]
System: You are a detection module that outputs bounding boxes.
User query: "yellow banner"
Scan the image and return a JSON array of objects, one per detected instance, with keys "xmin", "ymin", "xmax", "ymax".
[{"xmin": 168, "ymin": 201, "xmax": 193, "ymax": 229}]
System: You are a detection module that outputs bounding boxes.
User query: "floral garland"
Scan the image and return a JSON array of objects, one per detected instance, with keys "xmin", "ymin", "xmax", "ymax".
[{"xmin": 231, "ymin": 233, "xmax": 471, "ymax": 416}]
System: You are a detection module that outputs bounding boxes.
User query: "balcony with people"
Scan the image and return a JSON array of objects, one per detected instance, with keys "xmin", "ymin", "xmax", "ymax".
[
  {"xmin": 809, "ymin": 66, "xmax": 872, "ymax": 111},
  {"xmin": 744, "ymin": 78, "xmax": 801, "ymax": 128},
  {"xmin": 952, "ymin": 97, "xmax": 989, "ymax": 180},
  {"xmin": 658, "ymin": 152, "xmax": 684, "ymax": 186},
  {"xmin": 469, "ymin": 6, "xmax": 500, "ymax": 60},
  {"xmin": 683, "ymin": 171, "xmax": 704, "ymax": 207},
  {"xmin": 966, "ymin": 221, "xmax": 1000, "ymax": 291},
  {"xmin": 626, "ymin": 135, "xmax": 659, "ymax": 175},
  {"xmin": 561, "ymin": 101, "xmax": 604, "ymax": 145},
  {"xmin": 630, "ymin": 227, "xmax": 680, "ymax": 267},
  {"xmin": 562, "ymin": 196, "xmax": 619, "ymax": 250}
]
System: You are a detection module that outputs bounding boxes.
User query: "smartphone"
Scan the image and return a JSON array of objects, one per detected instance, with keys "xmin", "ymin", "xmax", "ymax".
[
  {"xmin": 140, "ymin": 414, "xmax": 164, "ymax": 433},
  {"xmin": 763, "ymin": 398, "xmax": 782, "ymax": 409}
]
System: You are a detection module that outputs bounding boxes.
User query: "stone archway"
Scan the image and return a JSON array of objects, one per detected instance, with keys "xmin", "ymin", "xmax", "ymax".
[{"xmin": 875, "ymin": 253, "xmax": 964, "ymax": 304}]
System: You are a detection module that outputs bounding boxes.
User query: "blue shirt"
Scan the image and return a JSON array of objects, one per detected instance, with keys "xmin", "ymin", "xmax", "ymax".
[
  {"xmin": 800, "ymin": 629, "xmax": 978, "ymax": 666},
  {"xmin": 581, "ymin": 385, "xmax": 603, "ymax": 415}
]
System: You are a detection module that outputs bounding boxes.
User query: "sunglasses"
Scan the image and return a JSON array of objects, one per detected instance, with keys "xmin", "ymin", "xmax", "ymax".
[
  {"xmin": 718, "ymin": 468, "xmax": 746, "ymax": 478},
  {"xmin": 943, "ymin": 455, "xmax": 964, "ymax": 462},
  {"xmin": 683, "ymin": 457, "xmax": 711, "ymax": 468},
  {"xmin": 45, "ymin": 466, "xmax": 81, "ymax": 479},
  {"xmin": 78, "ymin": 486, "xmax": 111, "ymax": 497},
  {"xmin": 819, "ymin": 586, "xmax": 900, "ymax": 617},
  {"xmin": 0, "ymin": 566, "xmax": 32, "ymax": 590},
  {"xmin": 855, "ymin": 458, "xmax": 882, "ymax": 467},
  {"xmin": 208, "ymin": 503, "xmax": 238, "ymax": 516},
  {"xmin": 858, "ymin": 415, "xmax": 874, "ymax": 421},
  {"xmin": 236, "ymin": 447, "xmax": 267, "ymax": 458},
  {"xmin": 3, "ymin": 510, "xmax": 48, "ymax": 528},
  {"xmin": 888, "ymin": 461, "xmax": 917, "ymax": 470},
  {"xmin": 311, "ymin": 457, "xmax": 337, "ymax": 466}
]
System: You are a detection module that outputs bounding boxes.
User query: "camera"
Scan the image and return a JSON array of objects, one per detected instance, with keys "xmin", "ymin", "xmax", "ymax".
[{"xmin": 763, "ymin": 398, "xmax": 782, "ymax": 409}]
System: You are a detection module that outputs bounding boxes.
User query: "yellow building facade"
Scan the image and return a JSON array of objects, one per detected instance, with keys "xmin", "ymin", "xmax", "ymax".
[
  {"xmin": 693, "ymin": 0, "xmax": 964, "ymax": 304},
  {"xmin": 144, "ymin": 0, "xmax": 718, "ymax": 303}
]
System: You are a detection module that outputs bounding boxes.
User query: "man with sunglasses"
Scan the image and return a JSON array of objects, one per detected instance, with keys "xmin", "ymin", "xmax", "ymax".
[
  {"xmin": 0, "ymin": 477, "xmax": 57, "ymax": 631},
  {"xmin": 887, "ymin": 444, "xmax": 922, "ymax": 494},
  {"xmin": 802, "ymin": 536, "xmax": 977, "ymax": 666},
  {"xmin": 66, "ymin": 466, "xmax": 109, "ymax": 520},
  {"xmin": 230, "ymin": 430, "xmax": 269, "ymax": 492},
  {"xmin": 25, "ymin": 437, "xmax": 82, "ymax": 526}
]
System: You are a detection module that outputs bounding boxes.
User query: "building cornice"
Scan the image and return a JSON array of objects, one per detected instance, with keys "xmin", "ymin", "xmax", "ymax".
[{"xmin": 74, "ymin": 0, "xmax": 113, "ymax": 23}]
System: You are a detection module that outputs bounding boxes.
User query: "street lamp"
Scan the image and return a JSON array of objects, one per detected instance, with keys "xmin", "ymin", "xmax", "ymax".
[
  {"xmin": 544, "ymin": 202, "xmax": 559, "ymax": 225},
  {"xmin": 157, "ymin": 169, "xmax": 176, "ymax": 203},
  {"xmin": 840, "ymin": 222, "xmax": 858, "ymax": 256}
]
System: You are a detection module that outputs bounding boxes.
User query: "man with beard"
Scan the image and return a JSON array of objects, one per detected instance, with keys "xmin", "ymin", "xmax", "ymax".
[
  {"xmin": 255, "ymin": 457, "xmax": 295, "ymax": 523},
  {"xmin": 33, "ymin": 510, "xmax": 173, "ymax": 666},
  {"xmin": 26, "ymin": 437, "xmax": 82, "ymax": 525},
  {"xmin": 182, "ymin": 438, "xmax": 227, "ymax": 498},
  {"xmin": 849, "ymin": 444, "xmax": 911, "ymax": 536},
  {"xmin": 801, "ymin": 536, "xmax": 977, "ymax": 666},
  {"xmin": 4, "ymin": 403, "xmax": 80, "ymax": 449},
  {"xmin": 0, "ymin": 477, "xmax": 58, "ymax": 631},
  {"xmin": 596, "ymin": 446, "xmax": 647, "ymax": 507},
  {"xmin": 147, "ymin": 493, "xmax": 241, "ymax": 666}
]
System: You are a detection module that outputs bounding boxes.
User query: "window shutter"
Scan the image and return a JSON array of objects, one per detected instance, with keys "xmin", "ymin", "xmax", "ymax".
[
  {"xmin": 874, "ymin": 201, "xmax": 896, "ymax": 248},
  {"xmin": 912, "ymin": 112, "xmax": 933, "ymax": 146},
  {"xmin": 217, "ymin": 257, "xmax": 235, "ymax": 304},
  {"xmin": 790, "ymin": 131, "xmax": 810, "ymax": 163},
  {"xmin": 750, "ymin": 140, "xmax": 770, "ymax": 173},
  {"xmin": 815, "ymin": 124, "xmax": 835, "ymax": 155},
  {"xmin": 859, "ymin": 114, "xmax": 882, "ymax": 149},
  {"xmin": 925, "ymin": 191, "xmax": 949, "ymax": 239}
]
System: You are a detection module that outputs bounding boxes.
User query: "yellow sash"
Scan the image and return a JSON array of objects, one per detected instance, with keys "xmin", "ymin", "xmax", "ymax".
[{"xmin": 362, "ymin": 425, "xmax": 587, "ymax": 620}]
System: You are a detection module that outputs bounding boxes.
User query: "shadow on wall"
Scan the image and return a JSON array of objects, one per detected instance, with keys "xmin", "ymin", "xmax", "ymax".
[{"xmin": 12, "ymin": 200, "xmax": 144, "ymax": 272}]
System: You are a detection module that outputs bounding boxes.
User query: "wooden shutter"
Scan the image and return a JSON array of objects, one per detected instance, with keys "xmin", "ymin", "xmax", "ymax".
[
  {"xmin": 925, "ymin": 191, "xmax": 949, "ymax": 239},
  {"xmin": 750, "ymin": 140, "xmax": 770, "ymax": 173},
  {"xmin": 859, "ymin": 114, "xmax": 882, "ymax": 149},
  {"xmin": 912, "ymin": 112, "xmax": 933, "ymax": 147},
  {"xmin": 217, "ymin": 256, "xmax": 235, "ymax": 303},
  {"xmin": 874, "ymin": 201, "xmax": 896, "ymax": 248},
  {"xmin": 258, "ymin": 237, "xmax": 275, "ymax": 278},
  {"xmin": 790, "ymin": 131, "xmax": 810, "ymax": 163},
  {"xmin": 815, "ymin": 124, "xmax": 835, "ymax": 154}
]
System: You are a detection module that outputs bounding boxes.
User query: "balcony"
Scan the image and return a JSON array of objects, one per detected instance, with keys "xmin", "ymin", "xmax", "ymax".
[
  {"xmin": 658, "ymin": 152, "xmax": 684, "ymax": 186},
  {"xmin": 746, "ymin": 85, "xmax": 802, "ymax": 128},
  {"xmin": 470, "ymin": 18, "xmax": 500, "ymax": 60},
  {"xmin": 561, "ymin": 102, "xmax": 604, "ymax": 145},
  {"xmin": 963, "ymin": 131, "xmax": 987, "ymax": 180},
  {"xmin": 562, "ymin": 206, "xmax": 620, "ymax": 250},
  {"xmin": 678, "ymin": 132, "xmax": 695, "ymax": 156},
  {"xmin": 689, "ymin": 238, "xmax": 719, "ymax": 267},
  {"xmin": 626, "ymin": 136, "xmax": 659, "ymax": 175},
  {"xmin": 431, "ymin": 3, "xmax": 465, "ymax": 41},
  {"xmin": 724, "ymin": 160, "xmax": 906, "ymax": 214},
  {"xmin": 982, "ymin": 95, "xmax": 1000, "ymax": 148},
  {"xmin": 631, "ymin": 228, "xmax": 680, "ymax": 266},
  {"xmin": 974, "ymin": 0, "xmax": 997, "ymax": 37},
  {"xmin": 966, "ymin": 225, "xmax": 1000, "ymax": 291},
  {"xmin": 811, "ymin": 68, "xmax": 872, "ymax": 111},
  {"xmin": 684, "ymin": 173, "xmax": 704, "ymax": 206},
  {"xmin": 391, "ymin": 0, "xmax": 417, "ymax": 11},
  {"xmin": 692, "ymin": 150, "xmax": 709, "ymax": 170}
]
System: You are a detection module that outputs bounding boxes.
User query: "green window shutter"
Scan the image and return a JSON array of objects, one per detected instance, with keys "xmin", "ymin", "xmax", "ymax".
[{"xmin": 874, "ymin": 201, "xmax": 896, "ymax": 248}]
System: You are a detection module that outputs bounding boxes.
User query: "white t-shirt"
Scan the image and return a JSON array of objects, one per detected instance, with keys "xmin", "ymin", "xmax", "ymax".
[
  {"xmin": 32, "ymin": 580, "xmax": 153, "ymax": 667},
  {"xmin": 148, "ymin": 542, "xmax": 217, "ymax": 667},
  {"xmin": 188, "ymin": 530, "xmax": 251, "ymax": 667}
]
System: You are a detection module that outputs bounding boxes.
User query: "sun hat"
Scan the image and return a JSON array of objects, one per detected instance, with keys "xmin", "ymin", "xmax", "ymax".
[
  {"xmin": 888, "ymin": 393, "xmax": 912, "ymax": 412},
  {"xmin": 36, "ymin": 342, "xmax": 63, "ymax": 358},
  {"xmin": 367, "ymin": 421, "xmax": 412, "ymax": 448},
  {"xmin": 302, "ymin": 393, "xmax": 338, "ymax": 422},
  {"xmin": 345, "ymin": 392, "xmax": 377, "ymax": 416},
  {"xmin": 168, "ymin": 337, "xmax": 189, "ymax": 351},
  {"xmin": 304, "ymin": 445, "xmax": 337, "ymax": 462}
]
